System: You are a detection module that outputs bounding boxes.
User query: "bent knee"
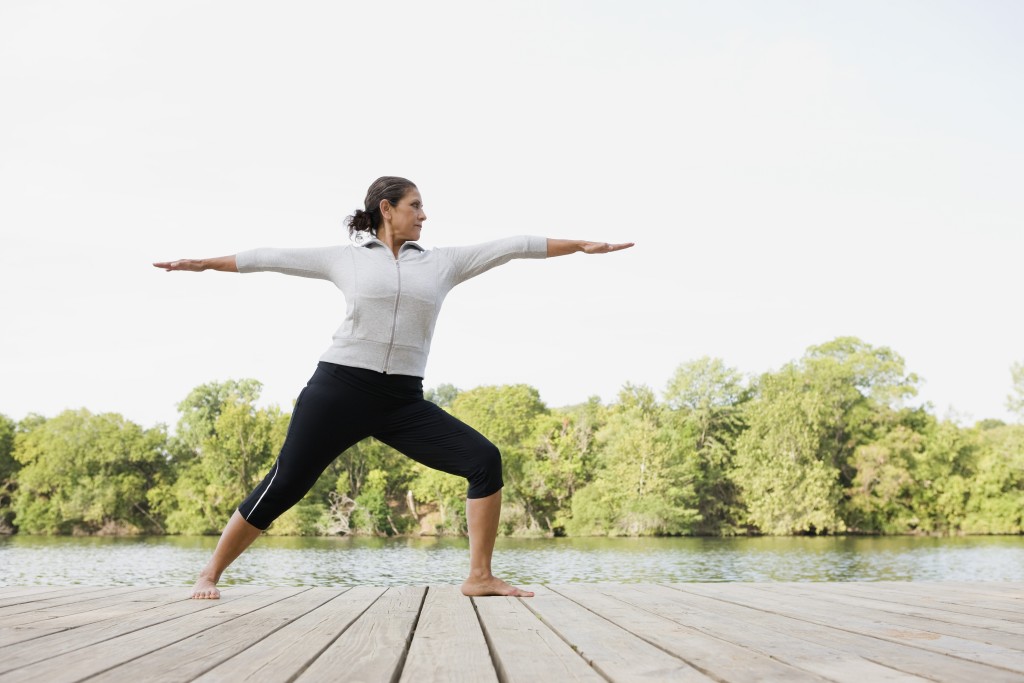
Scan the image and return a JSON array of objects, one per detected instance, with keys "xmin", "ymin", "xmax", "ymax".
[{"xmin": 467, "ymin": 443, "xmax": 503, "ymax": 498}]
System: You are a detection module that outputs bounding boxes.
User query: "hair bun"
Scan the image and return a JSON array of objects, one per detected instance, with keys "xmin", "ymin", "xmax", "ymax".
[{"xmin": 345, "ymin": 208, "xmax": 375, "ymax": 235}]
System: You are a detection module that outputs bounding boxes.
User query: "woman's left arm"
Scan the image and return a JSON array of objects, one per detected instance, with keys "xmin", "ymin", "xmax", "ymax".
[{"xmin": 546, "ymin": 239, "xmax": 635, "ymax": 257}]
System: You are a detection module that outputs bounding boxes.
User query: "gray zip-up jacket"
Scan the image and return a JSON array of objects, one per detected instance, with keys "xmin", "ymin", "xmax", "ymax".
[{"xmin": 235, "ymin": 235, "xmax": 548, "ymax": 377}]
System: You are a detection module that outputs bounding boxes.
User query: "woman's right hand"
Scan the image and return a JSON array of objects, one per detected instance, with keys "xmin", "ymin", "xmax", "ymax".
[
  {"xmin": 152, "ymin": 256, "xmax": 237, "ymax": 272},
  {"xmin": 153, "ymin": 259, "xmax": 206, "ymax": 272}
]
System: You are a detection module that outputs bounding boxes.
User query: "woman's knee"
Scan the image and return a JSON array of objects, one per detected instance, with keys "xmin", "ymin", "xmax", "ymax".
[{"xmin": 467, "ymin": 442, "xmax": 503, "ymax": 498}]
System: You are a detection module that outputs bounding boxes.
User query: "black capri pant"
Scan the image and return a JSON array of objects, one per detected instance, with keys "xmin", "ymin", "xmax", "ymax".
[{"xmin": 238, "ymin": 361, "xmax": 503, "ymax": 530}]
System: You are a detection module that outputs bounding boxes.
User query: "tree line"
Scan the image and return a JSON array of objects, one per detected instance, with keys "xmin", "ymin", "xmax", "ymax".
[{"xmin": 1, "ymin": 337, "xmax": 1021, "ymax": 537}]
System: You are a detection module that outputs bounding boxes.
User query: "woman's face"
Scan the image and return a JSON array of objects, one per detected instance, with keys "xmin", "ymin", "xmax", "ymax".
[{"xmin": 383, "ymin": 188, "xmax": 427, "ymax": 242}]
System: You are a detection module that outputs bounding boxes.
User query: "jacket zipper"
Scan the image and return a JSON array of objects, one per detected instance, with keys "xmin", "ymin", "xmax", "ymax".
[{"xmin": 382, "ymin": 258, "xmax": 401, "ymax": 373}]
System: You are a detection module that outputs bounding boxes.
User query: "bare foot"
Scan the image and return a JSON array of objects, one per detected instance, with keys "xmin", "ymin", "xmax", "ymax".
[
  {"xmin": 190, "ymin": 572, "xmax": 221, "ymax": 600},
  {"xmin": 461, "ymin": 575, "xmax": 534, "ymax": 598}
]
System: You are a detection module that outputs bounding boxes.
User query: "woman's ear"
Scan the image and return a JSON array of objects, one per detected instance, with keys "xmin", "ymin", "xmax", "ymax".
[{"xmin": 379, "ymin": 199, "xmax": 391, "ymax": 220}]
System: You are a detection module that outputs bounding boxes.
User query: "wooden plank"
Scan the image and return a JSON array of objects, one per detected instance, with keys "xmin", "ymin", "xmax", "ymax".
[
  {"xmin": 0, "ymin": 586, "xmax": 78, "ymax": 598},
  {"xmin": 193, "ymin": 587, "xmax": 386, "ymax": 683},
  {"xmin": 836, "ymin": 582, "xmax": 1024, "ymax": 622},
  {"xmin": 569, "ymin": 584, "xmax": 930, "ymax": 683},
  {"xmin": 399, "ymin": 586, "xmax": 496, "ymax": 683},
  {"xmin": 0, "ymin": 587, "xmax": 214, "ymax": 649},
  {"xmin": 294, "ymin": 585, "xmax": 425, "ymax": 683},
  {"xmin": 661, "ymin": 583, "xmax": 1023, "ymax": 682},
  {"xmin": 745, "ymin": 583, "xmax": 1024, "ymax": 651},
  {"xmin": 0, "ymin": 586, "xmax": 75, "ymax": 601},
  {"xmin": 901, "ymin": 582, "xmax": 1024, "ymax": 607},
  {"xmin": 0, "ymin": 586, "xmax": 269, "ymax": 664},
  {"xmin": 669, "ymin": 583, "xmax": 1024, "ymax": 680},
  {"xmin": 0, "ymin": 586, "xmax": 154, "ymax": 626},
  {"xmin": 474, "ymin": 594, "xmax": 603, "ymax": 683},
  {"xmin": 88, "ymin": 588, "xmax": 343, "ymax": 683},
  {"xmin": 519, "ymin": 584, "xmax": 712, "ymax": 682},
  {"xmin": 921, "ymin": 582, "xmax": 1024, "ymax": 599},
  {"xmin": 0, "ymin": 585, "xmax": 112, "ymax": 609},
  {"xmin": 761, "ymin": 583, "xmax": 1024, "ymax": 635},
  {"xmin": 553, "ymin": 583, "xmax": 840, "ymax": 682},
  {"xmin": 0, "ymin": 586, "xmax": 299, "ymax": 682}
]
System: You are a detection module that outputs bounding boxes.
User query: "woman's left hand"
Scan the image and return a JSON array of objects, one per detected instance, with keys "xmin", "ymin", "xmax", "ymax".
[
  {"xmin": 546, "ymin": 238, "xmax": 635, "ymax": 257},
  {"xmin": 580, "ymin": 241, "xmax": 635, "ymax": 254}
]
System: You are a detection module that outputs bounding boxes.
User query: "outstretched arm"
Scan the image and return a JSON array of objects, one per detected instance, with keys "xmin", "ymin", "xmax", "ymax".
[
  {"xmin": 152, "ymin": 256, "xmax": 238, "ymax": 272},
  {"xmin": 546, "ymin": 239, "xmax": 635, "ymax": 257}
]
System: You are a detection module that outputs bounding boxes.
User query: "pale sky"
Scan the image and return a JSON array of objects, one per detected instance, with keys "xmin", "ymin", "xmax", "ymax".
[{"xmin": 1, "ymin": 0, "xmax": 1021, "ymax": 431}]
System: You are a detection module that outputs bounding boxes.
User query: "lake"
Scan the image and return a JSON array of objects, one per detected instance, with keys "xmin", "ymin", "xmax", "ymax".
[{"xmin": 2, "ymin": 535, "xmax": 1022, "ymax": 587}]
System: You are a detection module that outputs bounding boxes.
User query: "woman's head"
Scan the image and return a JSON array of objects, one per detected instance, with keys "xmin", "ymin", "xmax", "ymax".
[{"xmin": 346, "ymin": 176, "xmax": 420, "ymax": 240}]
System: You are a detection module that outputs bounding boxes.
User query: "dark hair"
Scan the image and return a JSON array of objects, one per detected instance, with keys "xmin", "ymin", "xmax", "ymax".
[{"xmin": 345, "ymin": 176, "xmax": 418, "ymax": 239}]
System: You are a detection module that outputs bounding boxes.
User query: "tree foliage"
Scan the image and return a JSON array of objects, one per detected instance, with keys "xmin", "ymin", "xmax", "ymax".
[
  {"xmin": 11, "ymin": 410, "xmax": 167, "ymax": 534},
  {"xmin": 568, "ymin": 384, "xmax": 700, "ymax": 536},
  {"xmin": 0, "ymin": 413, "xmax": 20, "ymax": 532},
  {"xmin": 150, "ymin": 380, "xmax": 288, "ymax": 534},
  {"xmin": 4, "ymin": 337, "xmax": 1021, "ymax": 537}
]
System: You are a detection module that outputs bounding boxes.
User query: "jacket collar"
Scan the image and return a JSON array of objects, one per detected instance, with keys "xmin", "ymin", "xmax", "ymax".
[{"xmin": 361, "ymin": 237, "xmax": 425, "ymax": 253}]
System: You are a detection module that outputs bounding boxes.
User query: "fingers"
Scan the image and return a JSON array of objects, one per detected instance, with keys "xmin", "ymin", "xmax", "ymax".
[
  {"xmin": 152, "ymin": 260, "xmax": 198, "ymax": 271},
  {"xmin": 583, "ymin": 241, "xmax": 635, "ymax": 254}
]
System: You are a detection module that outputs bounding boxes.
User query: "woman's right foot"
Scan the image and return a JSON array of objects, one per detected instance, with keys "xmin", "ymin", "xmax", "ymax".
[{"xmin": 190, "ymin": 572, "xmax": 220, "ymax": 599}]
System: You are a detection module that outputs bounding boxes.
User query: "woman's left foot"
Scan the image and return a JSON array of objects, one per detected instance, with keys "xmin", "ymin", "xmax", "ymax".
[{"xmin": 461, "ymin": 575, "xmax": 534, "ymax": 597}]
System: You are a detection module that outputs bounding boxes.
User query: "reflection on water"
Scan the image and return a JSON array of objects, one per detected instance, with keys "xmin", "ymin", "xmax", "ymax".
[{"xmin": 1, "ymin": 535, "xmax": 1022, "ymax": 587}]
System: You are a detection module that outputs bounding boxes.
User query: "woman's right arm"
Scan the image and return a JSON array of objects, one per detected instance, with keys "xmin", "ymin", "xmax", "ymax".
[
  {"xmin": 154, "ymin": 247, "xmax": 345, "ymax": 280},
  {"xmin": 152, "ymin": 256, "xmax": 237, "ymax": 272}
]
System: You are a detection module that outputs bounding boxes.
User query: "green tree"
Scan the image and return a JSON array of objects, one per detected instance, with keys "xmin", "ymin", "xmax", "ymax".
[
  {"xmin": 568, "ymin": 384, "xmax": 700, "ymax": 536},
  {"xmin": 664, "ymin": 357, "xmax": 747, "ymax": 534},
  {"xmin": 0, "ymin": 413, "xmax": 20, "ymax": 532},
  {"xmin": 734, "ymin": 337, "xmax": 919, "ymax": 535},
  {"xmin": 152, "ymin": 380, "xmax": 288, "ymax": 534},
  {"xmin": 409, "ymin": 461, "xmax": 470, "ymax": 535},
  {"xmin": 845, "ymin": 416, "xmax": 926, "ymax": 533},
  {"xmin": 12, "ymin": 410, "xmax": 168, "ymax": 534},
  {"xmin": 907, "ymin": 417, "xmax": 978, "ymax": 533},
  {"xmin": 733, "ymin": 365, "xmax": 847, "ymax": 535},
  {"xmin": 449, "ymin": 384, "xmax": 548, "ymax": 532},
  {"xmin": 524, "ymin": 397, "xmax": 606, "ymax": 535},
  {"xmin": 962, "ymin": 423, "xmax": 1024, "ymax": 533},
  {"xmin": 351, "ymin": 468, "xmax": 395, "ymax": 535}
]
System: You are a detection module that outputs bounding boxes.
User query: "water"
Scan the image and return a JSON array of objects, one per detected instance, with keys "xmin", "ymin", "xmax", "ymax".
[{"xmin": 1, "ymin": 535, "xmax": 1022, "ymax": 587}]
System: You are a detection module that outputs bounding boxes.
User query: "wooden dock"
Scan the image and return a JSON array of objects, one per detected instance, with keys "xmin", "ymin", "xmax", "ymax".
[{"xmin": 0, "ymin": 582, "xmax": 1021, "ymax": 682}]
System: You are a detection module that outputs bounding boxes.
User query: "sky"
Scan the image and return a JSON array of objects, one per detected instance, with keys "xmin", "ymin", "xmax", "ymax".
[{"xmin": 1, "ymin": 0, "xmax": 1021, "ymax": 432}]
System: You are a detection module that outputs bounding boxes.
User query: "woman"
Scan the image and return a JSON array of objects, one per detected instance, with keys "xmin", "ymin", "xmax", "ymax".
[{"xmin": 154, "ymin": 176, "xmax": 633, "ymax": 599}]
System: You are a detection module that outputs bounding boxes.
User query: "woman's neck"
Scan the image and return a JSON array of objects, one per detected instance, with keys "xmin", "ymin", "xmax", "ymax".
[{"xmin": 375, "ymin": 226, "xmax": 404, "ymax": 259}]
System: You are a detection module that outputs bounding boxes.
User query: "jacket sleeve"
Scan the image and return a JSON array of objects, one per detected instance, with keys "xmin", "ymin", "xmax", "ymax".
[
  {"xmin": 234, "ymin": 246, "xmax": 346, "ymax": 281},
  {"xmin": 437, "ymin": 236, "xmax": 548, "ymax": 286}
]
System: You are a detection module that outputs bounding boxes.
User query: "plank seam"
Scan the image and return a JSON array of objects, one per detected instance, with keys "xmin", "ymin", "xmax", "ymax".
[
  {"xmin": 663, "ymin": 583, "xmax": 1024, "ymax": 677},
  {"xmin": 56, "ymin": 587, "xmax": 313, "ymax": 683},
  {"xmin": 470, "ymin": 595, "xmax": 509, "ymax": 683},
  {"xmin": 588, "ymin": 584, "xmax": 915, "ymax": 682},
  {"xmin": 388, "ymin": 585, "xmax": 429, "ymax": 683},
  {"xmin": 0, "ymin": 586, "xmax": 279, "ymax": 674},
  {"xmin": 813, "ymin": 583, "xmax": 1024, "ymax": 625},
  {"xmin": 284, "ymin": 587, "xmax": 389, "ymax": 683},
  {"xmin": 182, "ymin": 587, "xmax": 350, "ymax": 682},
  {"xmin": 745, "ymin": 583, "xmax": 1024, "ymax": 637},
  {"xmin": 547, "ymin": 585, "xmax": 733, "ymax": 683},
  {"xmin": 0, "ymin": 585, "xmax": 115, "ymax": 610},
  {"xmin": 658, "ymin": 584, "xmax": 952, "ymax": 681},
  {"xmin": 516, "ymin": 588, "xmax": 614, "ymax": 683},
  {"xmin": 3, "ymin": 587, "xmax": 170, "ymax": 627}
]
